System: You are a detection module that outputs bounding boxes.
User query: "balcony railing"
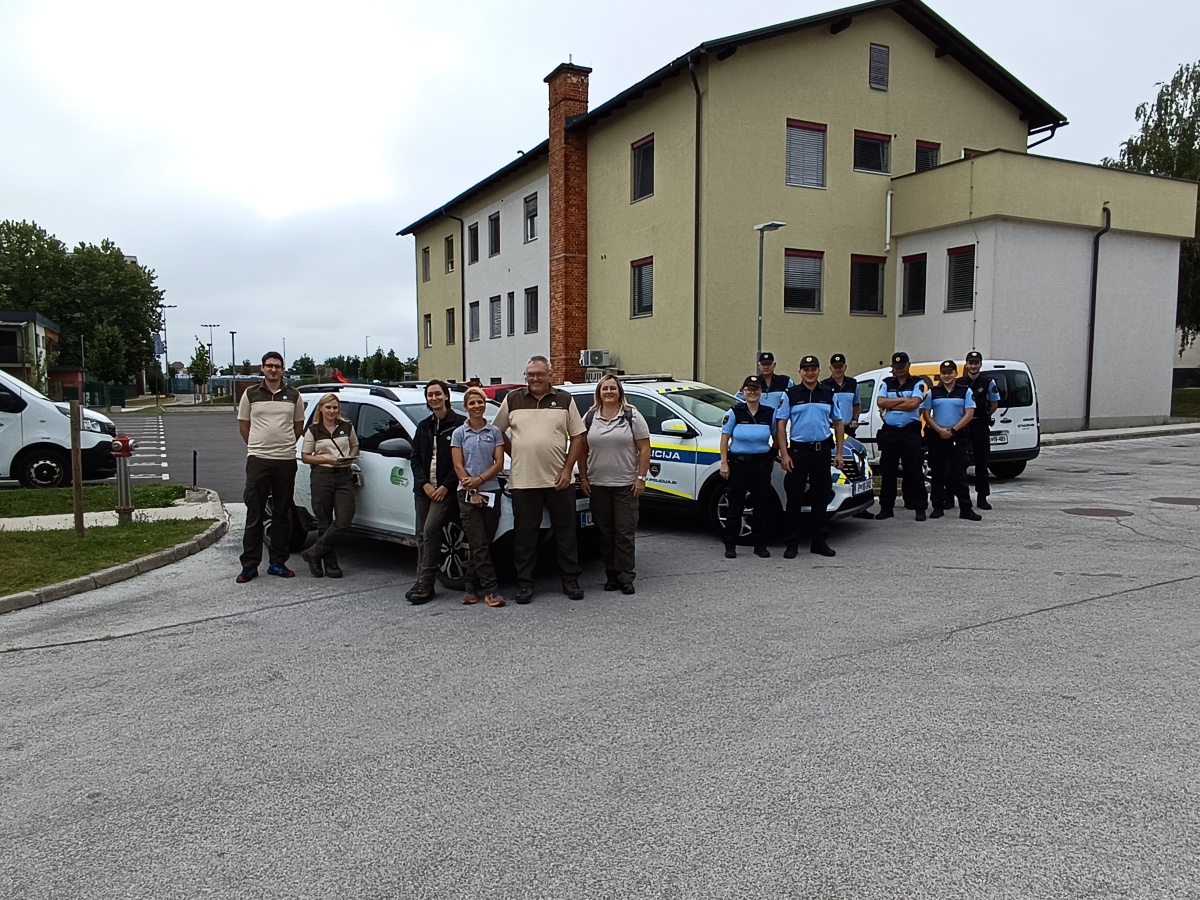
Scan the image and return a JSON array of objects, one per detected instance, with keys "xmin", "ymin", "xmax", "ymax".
[{"xmin": 0, "ymin": 346, "xmax": 26, "ymax": 364}]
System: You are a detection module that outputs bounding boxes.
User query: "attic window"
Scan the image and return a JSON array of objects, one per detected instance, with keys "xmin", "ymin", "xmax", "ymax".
[{"xmin": 869, "ymin": 44, "xmax": 889, "ymax": 90}]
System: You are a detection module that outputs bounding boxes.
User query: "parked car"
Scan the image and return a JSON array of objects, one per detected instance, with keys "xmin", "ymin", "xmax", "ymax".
[
  {"xmin": 558, "ymin": 378, "xmax": 873, "ymax": 536},
  {"xmin": 287, "ymin": 383, "xmax": 591, "ymax": 587},
  {"xmin": 852, "ymin": 359, "xmax": 1040, "ymax": 479},
  {"xmin": 0, "ymin": 368, "xmax": 117, "ymax": 487}
]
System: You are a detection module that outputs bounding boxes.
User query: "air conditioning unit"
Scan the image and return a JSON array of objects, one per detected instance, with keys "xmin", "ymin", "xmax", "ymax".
[{"xmin": 579, "ymin": 349, "xmax": 611, "ymax": 368}]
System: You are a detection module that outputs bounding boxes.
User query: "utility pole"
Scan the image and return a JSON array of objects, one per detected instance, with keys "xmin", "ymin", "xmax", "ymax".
[
  {"xmin": 201, "ymin": 323, "xmax": 220, "ymax": 377},
  {"xmin": 230, "ymin": 331, "xmax": 237, "ymax": 377}
]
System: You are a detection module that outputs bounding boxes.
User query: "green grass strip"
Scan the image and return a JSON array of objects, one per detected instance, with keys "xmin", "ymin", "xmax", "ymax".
[
  {"xmin": 0, "ymin": 485, "xmax": 188, "ymax": 519},
  {"xmin": 1172, "ymin": 388, "xmax": 1200, "ymax": 418},
  {"xmin": 0, "ymin": 520, "xmax": 214, "ymax": 595}
]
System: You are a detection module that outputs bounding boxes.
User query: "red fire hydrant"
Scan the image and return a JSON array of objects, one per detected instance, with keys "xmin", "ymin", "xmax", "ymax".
[{"xmin": 112, "ymin": 435, "xmax": 137, "ymax": 525}]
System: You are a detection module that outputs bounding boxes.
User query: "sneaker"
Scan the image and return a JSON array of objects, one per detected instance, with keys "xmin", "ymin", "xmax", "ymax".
[
  {"xmin": 810, "ymin": 542, "xmax": 836, "ymax": 557},
  {"xmin": 874, "ymin": 509, "xmax": 894, "ymax": 520},
  {"xmin": 754, "ymin": 545, "xmax": 771, "ymax": 558},
  {"xmin": 620, "ymin": 582, "xmax": 636, "ymax": 595},
  {"xmin": 267, "ymin": 563, "xmax": 295, "ymax": 578},
  {"xmin": 300, "ymin": 549, "xmax": 323, "ymax": 578},
  {"xmin": 324, "ymin": 560, "xmax": 343, "ymax": 578},
  {"xmin": 724, "ymin": 545, "xmax": 737, "ymax": 559},
  {"xmin": 515, "ymin": 586, "xmax": 533, "ymax": 605},
  {"xmin": 930, "ymin": 507, "xmax": 944, "ymax": 519},
  {"xmin": 915, "ymin": 510, "xmax": 927, "ymax": 522},
  {"xmin": 977, "ymin": 497, "xmax": 993, "ymax": 510},
  {"xmin": 236, "ymin": 566, "xmax": 258, "ymax": 584},
  {"xmin": 484, "ymin": 593, "xmax": 506, "ymax": 607},
  {"xmin": 960, "ymin": 509, "xmax": 983, "ymax": 521},
  {"xmin": 563, "ymin": 580, "xmax": 584, "ymax": 601},
  {"xmin": 462, "ymin": 589, "xmax": 479, "ymax": 605},
  {"xmin": 783, "ymin": 544, "xmax": 798, "ymax": 559}
]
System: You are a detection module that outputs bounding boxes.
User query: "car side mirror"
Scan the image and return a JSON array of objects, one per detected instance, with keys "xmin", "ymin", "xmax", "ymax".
[
  {"xmin": 660, "ymin": 418, "xmax": 697, "ymax": 438},
  {"xmin": 377, "ymin": 438, "xmax": 413, "ymax": 458}
]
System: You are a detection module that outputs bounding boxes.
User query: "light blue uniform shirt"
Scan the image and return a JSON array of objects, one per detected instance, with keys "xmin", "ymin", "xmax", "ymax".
[
  {"xmin": 928, "ymin": 383, "xmax": 975, "ymax": 428},
  {"xmin": 721, "ymin": 404, "xmax": 775, "ymax": 454},
  {"xmin": 776, "ymin": 383, "xmax": 842, "ymax": 443},
  {"xmin": 880, "ymin": 376, "xmax": 930, "ymax": 427}
]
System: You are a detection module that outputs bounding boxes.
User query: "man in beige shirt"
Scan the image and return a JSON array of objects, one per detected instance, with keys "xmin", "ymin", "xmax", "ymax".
[
  {"xmin": 493, "ymin": 355, "xmax": 587, "ymax": 604},
  {"xmin": 235, "ymin": 351, "xmax": 305, "ymax": 582}
]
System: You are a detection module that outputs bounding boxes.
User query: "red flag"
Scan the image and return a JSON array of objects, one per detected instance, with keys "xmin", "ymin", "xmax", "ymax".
[{"xmin": 333, "ymin": 369, "xmax": 349, "ymax": 384}]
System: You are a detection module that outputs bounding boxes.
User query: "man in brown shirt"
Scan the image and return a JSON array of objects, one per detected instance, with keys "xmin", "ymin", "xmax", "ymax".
[
  {"xmin": 493, "ymin": 355, "xmax": 587, "ymax": 604},
  {"xmin": 235, "ymin": 351, "xmax": 305, "ymax": 582}
]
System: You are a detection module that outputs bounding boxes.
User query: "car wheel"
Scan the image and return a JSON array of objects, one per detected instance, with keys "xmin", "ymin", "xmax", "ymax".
[
  {"xmin": 16, "ymin": 448, "xmax": 70, "ymax": 488},
  {"xmin": 989, "ymin": 460, "xmax": 1026, "ymax": 479},
  {"xmin": 436, "ymin": 519, "xmax": 469, "ymax": 590},
  {"xmin": 706, "ymin": 480, "xmax": 752, "ymax": 538}
]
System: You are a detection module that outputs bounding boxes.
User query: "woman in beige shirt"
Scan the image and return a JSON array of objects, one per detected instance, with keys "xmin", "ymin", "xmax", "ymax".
[{"xmin": 300, "ymin": 393, "xmax": 359, "ymax": 578}]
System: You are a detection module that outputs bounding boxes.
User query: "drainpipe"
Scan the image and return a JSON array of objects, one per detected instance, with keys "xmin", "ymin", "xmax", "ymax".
[
  {"xmin": 688, "ymin": 54, "xmax": 704, "ymax": 382},
  {"xmin": 884, "ymin": 189, "xmax": 894, "ymax": 253},
  {"xmin": 1083, "ymin": 204, "xmax": 1111, "ymax": 430},
  {"xmin": 442, "ymin": 207, "xmax": 467, "ymax": 382}
]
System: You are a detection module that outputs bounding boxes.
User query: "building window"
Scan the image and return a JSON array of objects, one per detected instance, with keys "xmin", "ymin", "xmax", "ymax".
[
  {"xmin": 524, "ymin": 194, "xmax": 538, "ymax": 242},
  {"xmin": 902, "ymin": 254, "xmax": 927, "ymax": 315},
  {"xmin": 507, "ymin": 292, "xmax": 515, "ymax": 336},
  {"xmin": 784, "ymin": 249, "xmax": 823, "ymax": 313},
  {"xmin": 488, "ymin": 213, "xmax": 500, "ymax": 257},
  {"xmin": 421, "ymin": 247, "xmax": 430, "ymax": 282},
  {"xmin": 423, "ymin": 314, "xmax": 432, "ymax": 348},
  {"xmin": 468, "ymin": 301, "xmax": 480, "ymax": 341},
  {"xmin": 524, "ymin": 287, "xmax": 538, "ymax": 333},
  {"xmin": 489, "ymin": 295, "xmax": 502, "ymax": 339},
  {"xmin": 444, "ymin": 236, "xmax": 455, "ymax": 274},
  {"xmin": 786, "ymin": 120, "xmax": 826, "ymax": 188},
  {"xmin": 445, "ymin": 308, "xmax": 456, "ymax": 345},
  {"xmin": 850, "ymin": 255, "xmax": 886, "ymax": 315},
  {"xmin": 631, "ymin": 257, "xmax": 654, "ymax": 318},
  {"xmin": 915, "ymin": 141, "xmax": 940, "ymax": 172},
  {"xmin": 854, "ymin": 131, "xmax": 891, "ymax": 174},
  {"xmin": 946, "ymin": 245, "xmax": 975, "ymax": 312},
  {"xmin": 632, "ymin": 135, "xmax": 654, "ymax": 201},
  {"xmin": 468, "ymin": 224, "xmax": 479, "ymax": 264},
  {"xmin": 869, "ymin": 44, "xmax": 889, "ymax": 90},
  {"xmin": 490, "ymin": 377, "xmax": 502, "ymax": 385}
]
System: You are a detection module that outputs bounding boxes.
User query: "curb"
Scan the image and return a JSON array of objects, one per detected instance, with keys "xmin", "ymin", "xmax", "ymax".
[
  {"xmin": 0, "ymin": 514, "xmax": 228, "ymax": 616},
  {"xmin": 1041, "ymin": 423, "xmax": 1200, "ymax": 447}
]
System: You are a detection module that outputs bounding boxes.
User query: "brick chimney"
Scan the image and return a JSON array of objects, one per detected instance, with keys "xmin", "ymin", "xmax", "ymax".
[{"xmin": 544, "ymin": 62, "xmax": 591, "ymax": 383}]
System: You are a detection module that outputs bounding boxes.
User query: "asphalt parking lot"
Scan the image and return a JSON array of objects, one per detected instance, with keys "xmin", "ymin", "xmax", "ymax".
[{"xmin": 3, "ymin": 435, "xmax": 1199, "ymax": 900}]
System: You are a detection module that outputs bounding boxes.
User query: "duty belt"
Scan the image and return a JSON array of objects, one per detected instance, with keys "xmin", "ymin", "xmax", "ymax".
[
  {"xmin": 730, "ymin": 452, "xmax": 771, "ymax": 462},
  {"xmin": 789, "ymin": 438, "xmax": 832, "ymax": 453}
]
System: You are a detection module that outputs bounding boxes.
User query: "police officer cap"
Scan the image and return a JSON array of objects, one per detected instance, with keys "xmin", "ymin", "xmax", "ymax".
[
  {"xmin": 742, "ymin": 375, "xmax": 765, "ymax": 389},
  {"xmin": 758, "ymin": 351, "xmax": 775, "ymax": 364},
  {"xmin": 939, "ymin": 359, "xmax": 957, "ymax": 373},
  {"xmin": 830, "ymin": 353, "xmax": 847, "ymax": 366},
  {"xmin": 965, "ymin": 350, "xmax": 983, "ymax": 363},
  {"xmin": 891, "ymin": 351, "xmax": 910, "ymax": 366},
  {"xmin": 799, "ymin": 354, "xmax": 820, "ymax": 368}
]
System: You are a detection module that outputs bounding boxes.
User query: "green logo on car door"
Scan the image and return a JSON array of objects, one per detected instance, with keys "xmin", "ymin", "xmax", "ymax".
[{"xmin": 390, "ymin": 467, "xmax": 409, "ymax": 487}]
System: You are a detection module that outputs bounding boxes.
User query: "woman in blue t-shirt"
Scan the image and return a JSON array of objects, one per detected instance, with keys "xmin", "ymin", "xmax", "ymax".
[
  {"xmin": 450, "ymin": 387, "xmax": 508, "ymax": 607},
  {"xmin": 719, "ymin": 375, "xmax": 777, "ymax": 559}
]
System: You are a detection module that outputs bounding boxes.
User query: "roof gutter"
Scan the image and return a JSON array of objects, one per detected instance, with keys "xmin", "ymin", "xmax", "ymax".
[
  {"xmin": 1026, "ymin": 121, "xmax": 1062, "ymax": 150},
  {"xmin": 442, "ymin": 206, "xmax": 468, "ymax": 382}
]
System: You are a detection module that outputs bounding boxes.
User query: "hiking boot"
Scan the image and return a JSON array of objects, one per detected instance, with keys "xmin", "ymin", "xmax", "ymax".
[
  {"xmin": 977, "ymin": 497, "xmax": 993, "ymax": 510},
  {"xmin": 604, "ymin": 570, "xmax": 620, "ymax": 591},
  {"xmin": 236, "ymin": 566, "xmax": 258, "ymax": 584},
  {"xmin": 754, "ymin": 545, "xmax": 771, "ymax": 558},
  {"xmin": 563, "ymin": 580, "xmax": 584, "ymax": 601},
  {"xmin": 960, "ymin": 509, "xmax": 983, "ymax": 521},
  {"xmin": 267, "ymin": 563, "xmax": 295, "ymax": 578},
  {"xmin": 324, "ymin": 560, "xmax": 343, "ymax": 578},
  {"xmin": 929, "ymin": 507, "xmax": 944, "ymax": 519},
  {"xmin": 515, "ymin": 586, "xmax": 534, "ymax": 605},
  {"xmin": 915, "ymin": 510, "xmax": 927, "ymax": 522},
  {"xmin": 810, "ymin": 542, "xmax": 836, "ymax": 557},
  {"xmin": 301, "ymin": 549, "xmax": 323, "ymax": 578},
  {"xmin": 724, "ymin": 543, "xmax": 737, "ymax": 559},
  {"xmin": 407, "ymin": 584, "xmax": 435, "ymax": 605}
]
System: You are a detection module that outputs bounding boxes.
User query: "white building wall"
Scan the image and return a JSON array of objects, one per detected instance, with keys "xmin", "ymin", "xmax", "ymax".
[
  {"xmin": 462, "ymin": 173, "xmax": 550, "ymax": 384},
  {"xmin": 897, "ymin": 219, "xmax": 1181, "ymax": 430}
]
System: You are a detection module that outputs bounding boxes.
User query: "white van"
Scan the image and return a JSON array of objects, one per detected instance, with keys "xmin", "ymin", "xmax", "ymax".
[
  {"xmin": 0, "ymin": 368, "xmax": 117, "ymax": 487},
  {"xmin": 851, "ymin": 359, "xmax": 1040, "ymax": 478}
]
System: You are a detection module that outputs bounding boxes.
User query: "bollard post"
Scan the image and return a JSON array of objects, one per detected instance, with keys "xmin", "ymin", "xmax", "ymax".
[
  {"xmin": 112, "ymin": 435, "xmax": 137, "ymax": 525},
  {"xmin": 192, "ymin": 450, "xmax": 198, "ymax": 490}
]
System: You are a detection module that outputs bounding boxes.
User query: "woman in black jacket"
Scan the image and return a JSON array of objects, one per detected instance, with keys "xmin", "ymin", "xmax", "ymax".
[{"xmin": 406, "ymin": 380, "xmax": 466, "ymax": 604}]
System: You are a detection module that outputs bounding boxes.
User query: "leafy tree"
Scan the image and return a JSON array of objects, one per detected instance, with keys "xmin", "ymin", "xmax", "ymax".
[
  {"xmin": 242, "ymin": 358, "xmax": 252, "ymax": 375},
  {"xmin": 1103, "ymin": 60, "xmax": 1200, "ymax": 351},
  {"xmin": 291, "ymin": 353, "xmax": 316, "ymax": 376},
  {"xmin": 89, "ymin": 323, "xmax": 126, "ymax": 406},
  {"xmin": 188, "ymin": 341, "xmax": 211, "ymax": 396}
]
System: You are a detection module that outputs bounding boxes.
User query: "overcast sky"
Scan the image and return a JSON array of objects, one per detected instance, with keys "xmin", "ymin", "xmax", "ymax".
[{"xmin": 2, "ymin": 0, "xmax": 1197, "ymax": 370}]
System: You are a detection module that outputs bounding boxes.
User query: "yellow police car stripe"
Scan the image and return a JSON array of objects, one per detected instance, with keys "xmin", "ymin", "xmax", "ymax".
[{"xmin": 646, "ymin": 483, "xmax": 694, "ymax": 500}]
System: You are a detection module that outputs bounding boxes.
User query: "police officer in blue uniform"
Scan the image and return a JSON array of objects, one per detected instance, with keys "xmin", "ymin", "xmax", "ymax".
[
  {"xmin": 739, "ymin": 351, "xmax": 792, "ymax": 412},
  {"xmin": 720, "ymin": 375, "xmax": 777, "ymax": 559},
  {"xmin": 821, "ymin": 353, "xmax": 861, "ymax": 437},
  {"xmin": 960, "ymin": 350, "xmax": 1001, "ymax": 510},
  {"xmin": 923, "ymin": 360, "xmax": 983, "ymax": 521},
  {"xmin": 875, "ymin": 351, "xmax": 930, "ymax": 521},
  {"xmin": 776, "ymin": 355, "xmax": 843, "ymax": 558}
]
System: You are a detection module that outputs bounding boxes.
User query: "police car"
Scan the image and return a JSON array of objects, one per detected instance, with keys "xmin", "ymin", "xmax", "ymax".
[
  {"xmin": 559, "ymin": 378, "xmax": 873, "ymax": 535},
  {"xmin": 288, "ymin": 383, "xmax": 590, "ymax": 588}
]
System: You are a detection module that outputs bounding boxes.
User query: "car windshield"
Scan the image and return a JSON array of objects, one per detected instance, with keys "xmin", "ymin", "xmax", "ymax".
[
  {"xmin": 403, "ymin": 401, "xmax": 499, "ymax": 425},
  {"xmin": 656, "ymin": 387, "xmax": 738, "ymax": 427}
]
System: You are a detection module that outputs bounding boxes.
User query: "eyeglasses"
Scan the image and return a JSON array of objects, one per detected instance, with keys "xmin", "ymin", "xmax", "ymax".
[
  {"xmin": 743, "ymin": 387, "xmax": 762, "ymax": 392},
  {"xmin": 262, "ymin": 363, "xmax": 283, "ymax": 370}
]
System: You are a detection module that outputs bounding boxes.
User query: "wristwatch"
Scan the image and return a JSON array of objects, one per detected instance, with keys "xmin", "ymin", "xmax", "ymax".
[{"xmin": 636, "ymin": 475, "xmax": 647, "ymax": 482}]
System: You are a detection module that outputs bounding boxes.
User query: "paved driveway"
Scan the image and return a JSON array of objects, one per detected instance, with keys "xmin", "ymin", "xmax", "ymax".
[{"xmin": 3, "ymin": 436, "xmax": 1199, "ymax": 899}]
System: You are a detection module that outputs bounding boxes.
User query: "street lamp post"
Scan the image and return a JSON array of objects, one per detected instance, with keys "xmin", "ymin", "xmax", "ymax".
[
  {"xmin": 201, "ymin": 323, "xmax": 220, "ymax": 377},
  {"xmin": 230, "ymin": 331, "xmax": 237, "ymax": 378},
  {"xmin": 753, "ymin": 221, "xmax": 787, "ymax": 365},
  {"xmin": 365, "ymin": 336, "xmax": 370, "ymax": 358},
  {"xmin": 159, "ymin": 304, "xmax": 177, "ymax": 394}
]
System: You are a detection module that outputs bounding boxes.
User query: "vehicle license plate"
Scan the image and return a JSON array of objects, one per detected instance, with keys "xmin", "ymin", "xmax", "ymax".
[
  {"xmin": 989, "ymin": 433, "xmax": 1008, "ymax": 445},
  {"xmin": 853, "ymin": 480, "xmax": 872, "ymax": 496},
  {"xmin": 579, "ymin": 511, "xmax": 593, "ymax": 528}
]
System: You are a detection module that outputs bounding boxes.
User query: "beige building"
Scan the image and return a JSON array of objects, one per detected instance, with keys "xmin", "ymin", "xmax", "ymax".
[{"xmin": 401, "ymin": 0, "xmax": 1195, "ymax": 427}]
